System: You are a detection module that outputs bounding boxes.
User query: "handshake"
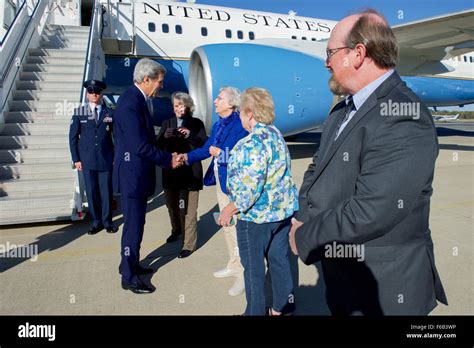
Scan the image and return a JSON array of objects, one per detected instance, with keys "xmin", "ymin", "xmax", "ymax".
[{"xmin": 171, "ymin": 153, "xmax": 187, "ymax": 169}]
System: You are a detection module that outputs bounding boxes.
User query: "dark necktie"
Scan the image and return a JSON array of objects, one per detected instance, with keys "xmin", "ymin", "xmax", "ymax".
[
  {"xmin": 94, "ymin": 107, "xmax": 99, "ymax": 123},
  {"xmin": 334, "ymin": 96, "xmax": 355, "ymax": 140}
]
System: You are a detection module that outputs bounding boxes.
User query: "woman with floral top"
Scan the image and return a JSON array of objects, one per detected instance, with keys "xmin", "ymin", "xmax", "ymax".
[{"xmin": 218, "ymin": 87, "xmax": 299, "ymax": 316}]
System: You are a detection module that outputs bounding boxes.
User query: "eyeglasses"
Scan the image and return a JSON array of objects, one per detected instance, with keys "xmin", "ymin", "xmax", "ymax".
[
  {"xmin": 326, "ymin": 46, "xmax": 350, "ymax": 61},
  {"xmin": 87, "ymin": 87, "xmax": 102, "ymax": 94}
]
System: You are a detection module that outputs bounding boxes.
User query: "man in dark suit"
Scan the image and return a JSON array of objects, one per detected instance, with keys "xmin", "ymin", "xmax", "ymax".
[
  {"xmin": 69, "ymin": 80, "xmax": 118, "ymax": 234},
  {"xmin": 114, "ymin": 58, "xmax": 182, "ymax": 294},
  {"xmin": 289, "ymin": 10, "xmax": 448, "ymax": 315}
]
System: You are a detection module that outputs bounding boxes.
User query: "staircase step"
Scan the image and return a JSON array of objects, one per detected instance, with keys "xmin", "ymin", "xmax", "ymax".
[
  {"xmin": 19, "ymin": 71, "xmax": 83, "ymax": 82},
  {"xmin": 0, "ymin": 200, "xmax": 73, "ymax": 224},
  {"xmin": 0, "ymin": 162, "xmax": 72, "ymax": 180},
  {"xmin": 0, "ymin": 195, "xmax": 72, "ymax": 220},
  {"xmin": 28, "ymin": 48, "xmax": 87, "ymax": 58},
  {"xmin": 12, "ymin": 90, "xmax": 81, "ymax": 101},
  {"xmin": 1, "ymin": 178, "xmax": 73, "ymax": 193},
  {"xmin": 0, "ymin": 123, "xmax": 69, "ymax": 136},
  {"xmin": 46, "ymin": 24, "xmax": 90, "ymax": 32},
  {"xmin": 16, "ymin": 80, "xmax": 82, "ymax": 91},
  {"xmin": 39, "ymin": 41, "xmax": 88, "ymax": 49},
  {"xmin": 0, "ymin": 177, "xmax": 74, "ymax": 199},
  {"xmin": 42, "ymin": 31, "xmax": 89, "ymax": 39},
  {"xmin": 41, "ymin": 35, "xmax": 89, "ymax": 44},
  {"xmin": 25, "ymin": 55, "xmax": 85, "ymax": 65},
  {"xmin": 0, "ymin": 135, "xmax": 68, "ymax": 149},
  {"xmin": 22, "ymin": 63, "xmax": 84, "ymax": 73},
  {"xmin": 3, "ymin": 112, "xmax": 72, "ymax": 123},
  {"xmin": 8, "ymin": 100, "xmax": 82, "ymax": 112},
  {"xmin": 0, "ymin": 148, "xmax": 70, "ymax": 164},
  {"xmin": 0, "ymin": 195, "xmax": 72, "ymax": 210}
]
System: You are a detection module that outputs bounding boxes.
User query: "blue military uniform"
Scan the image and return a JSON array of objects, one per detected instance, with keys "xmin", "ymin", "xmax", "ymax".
[{"xmin": 69, "ymin": 80, "xmax": 115, "ymax": 233}]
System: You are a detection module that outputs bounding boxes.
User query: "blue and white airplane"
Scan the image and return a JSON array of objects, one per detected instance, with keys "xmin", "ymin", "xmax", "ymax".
[{"xmin": 100, "ymin": 0, "xmax": 474, "ymax": 135}]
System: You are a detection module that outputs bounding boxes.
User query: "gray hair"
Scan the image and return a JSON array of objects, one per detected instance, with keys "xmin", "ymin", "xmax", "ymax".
[
  {"xmin": 133, "ymin": 58, "xmax": 167, "ymax": 83},
  {"xmin": 172, "ymin": 91, "xmax": 195, "ymax": 115},
  {"xmin": 220, "ymin": 86, "xmax": 241, "ymax": 110}
]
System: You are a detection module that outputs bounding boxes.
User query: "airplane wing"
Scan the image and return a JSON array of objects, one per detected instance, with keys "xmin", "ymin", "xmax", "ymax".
[{"xmin": 393, "ymin": 9, "xmax": 474, "ymax": 75}]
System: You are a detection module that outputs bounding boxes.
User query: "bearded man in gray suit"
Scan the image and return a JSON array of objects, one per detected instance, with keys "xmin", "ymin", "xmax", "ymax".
[{"xmin": 289, "ymin": 9, "xmax": 448, "ymax": 315}]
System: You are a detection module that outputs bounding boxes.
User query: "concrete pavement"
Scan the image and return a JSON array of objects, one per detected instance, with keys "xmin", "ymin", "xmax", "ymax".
[{"xmin": 0, "ymin": 124, "xmax": 472, "ymax": 315}]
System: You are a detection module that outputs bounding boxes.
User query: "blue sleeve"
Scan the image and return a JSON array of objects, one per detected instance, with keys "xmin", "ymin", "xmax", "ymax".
[
  {"xmin": 217, "ymin": 123, "xmax": 249, "ymax": 166},
  {"xmin": 69, "ymin": 111, "xmax": 80, "ymax": 163},
  {"xmin": 187, "ymin": 122, "xmax": 216, "ymax": 164}
]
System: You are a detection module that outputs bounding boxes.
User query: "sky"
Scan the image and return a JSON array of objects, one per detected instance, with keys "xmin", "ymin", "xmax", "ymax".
[{"xmin": 195, "ymin": 0, "xmax": 474, "ymax": 111}]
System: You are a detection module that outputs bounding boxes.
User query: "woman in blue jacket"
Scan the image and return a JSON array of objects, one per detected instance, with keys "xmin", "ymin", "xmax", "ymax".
[{"xmin": 182, "ymin": 86, "xmax": 248, "ymax": 297}]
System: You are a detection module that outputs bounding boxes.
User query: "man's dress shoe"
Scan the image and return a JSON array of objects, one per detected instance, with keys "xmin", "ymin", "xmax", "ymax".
[
  {"xmin": 87, "ymin": 225, "xmax": 103, "ymax": 235},
  {"xmin": 106, "ymin": 225, "xmax": 118, "ymax": 233},
  {"xmin": 121, "ymin": 279, "xmax": 155, "ymax": 294}
]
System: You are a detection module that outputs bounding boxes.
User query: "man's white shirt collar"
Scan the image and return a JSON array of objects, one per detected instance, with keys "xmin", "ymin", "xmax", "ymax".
[{"xmin": 135, "ymin": 83, "xmax": 148, "ymax": 100}]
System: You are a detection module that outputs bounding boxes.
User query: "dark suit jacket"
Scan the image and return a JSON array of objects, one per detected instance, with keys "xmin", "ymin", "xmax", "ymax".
[
  {"xmin": 187, "ymin": 112, "xmax": 248, "ymax": 194},
  {"xmin": 69, "ymin": 104, "xmax": 114, "ymax": 171},
  {"xmin": 295, "ymin": 72, "xmax": 447, "ymax": 315},
  {"xmin": 113, "ymin": 85, "xmax": 171, "ymax": 198},
  {"xmin": 156, "ymin": 115, "xmax": 207, "ymax": 190}
]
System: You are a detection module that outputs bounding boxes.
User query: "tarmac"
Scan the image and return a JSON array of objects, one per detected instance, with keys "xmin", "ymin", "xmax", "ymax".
[{"xmin": 0, "ymin": 122, "xmax": 472, "ymax": 315}]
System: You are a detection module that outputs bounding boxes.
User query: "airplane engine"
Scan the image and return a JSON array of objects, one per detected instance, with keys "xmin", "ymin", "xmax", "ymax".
[{"xmin": 188, "ymin": 43, "xmax": 334, "ymax": 136}]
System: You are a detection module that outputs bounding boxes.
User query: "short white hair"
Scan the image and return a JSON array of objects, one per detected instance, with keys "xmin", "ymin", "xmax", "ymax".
[
  {"xmin": 172, "ymin": 91, "xmax": 195, "ymax": 115},
  {"xmin": 220, "ymin": 86, "xmax": 241, "ymax": 110},
  {"xmin": 133, "ymin": 58, "xmax": 167, "ymax": 83}
]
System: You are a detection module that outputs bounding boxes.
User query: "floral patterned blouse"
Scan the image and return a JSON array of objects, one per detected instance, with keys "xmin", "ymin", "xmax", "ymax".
[{"xmin": 227, "ymin": 122, "xmax": 299, "ymax": 223}]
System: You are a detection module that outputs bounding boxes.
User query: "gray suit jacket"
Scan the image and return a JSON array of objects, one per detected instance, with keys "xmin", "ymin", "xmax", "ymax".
[{"xmin": 295, "ymin": 72, "xmax": 448, "ymax": 315}]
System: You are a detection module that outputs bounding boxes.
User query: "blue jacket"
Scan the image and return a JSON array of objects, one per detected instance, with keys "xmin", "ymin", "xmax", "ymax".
[
  {"xmin": 187, "ymin": 112, "xmax": 248, "ymax": 194},
  {"xmin": 69, "ymin": 103, "xmax": 114, "ymax": 171},
  {"xmin": 113, "ymin": 85, "xmax": 172, "ymax": 198}
]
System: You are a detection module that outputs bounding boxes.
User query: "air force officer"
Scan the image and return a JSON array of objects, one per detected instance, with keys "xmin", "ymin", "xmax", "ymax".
[{"xmin": 69, "ymin": 80, "xmax": 117, "ymax": 235}]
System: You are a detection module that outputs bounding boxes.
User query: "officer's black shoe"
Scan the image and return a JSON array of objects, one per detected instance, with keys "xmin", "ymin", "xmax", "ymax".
[
  {"xmin": 106, "ymin": 225, "xmax": 118, "ymax": 233},
  {"xmin": 166, "ymin": 231, "xmax": 182, "ymax": 243},
  {"xmin": 121, "ymin": 280, "xmax": 155, "ymax": 294},
  {"xmin": 178, "ymin": 249, "xmax": 193, "ymax": 258},
  {"xmin": 88, "ymin": 225, "xmax": 103, "ymax": 235},
  {"xmin": 136, "ymin": 265, "xmax": 153, "ymax": 275}
]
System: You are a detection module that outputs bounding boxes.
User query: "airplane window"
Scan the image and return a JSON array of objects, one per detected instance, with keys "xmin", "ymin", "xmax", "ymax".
[
  {"xmin": 302, "ymin": 37, "xmax": 307, "ymax": 40},
  {"xmin": 470, "ymin": 56, "xmax": 473, "ymax": 63},
  {"xmin": 226, "ymin": 29, "xmax": 232, "ymax": 39},
  {"xmin": 249, "ymin": 32, "xmax": 255, "ymax": 40},
  {"xmin": 148, "ymin": 23, "xmax": 155, "ymax": 32},
  {"xmin": 162, "ymin": 24, "xmax": 169, "ymax": 33},
  {"xmin": 291, "ymin": 36, "xmax": 297, "ymax": 39},
  {"xmin": 311, "ymin": 38, "xmax": 316, "ymax": 41},
  {"xmin": 176, "ymin": 25, "xmax": 182, "ymax": 34},
  {"xmin": 464, "ymin": 56, "xmax": 467, "ymax": 62},
  {"xmin": 237, "ymin": 31, "xmax": 244, "ymax": 39},
  {"xmin": 201, "ymin": 27, "xmax": 208, "ymax": 36}
]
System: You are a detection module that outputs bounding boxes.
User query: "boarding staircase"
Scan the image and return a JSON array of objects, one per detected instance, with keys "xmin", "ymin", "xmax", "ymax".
[{"xmin": 0, "ymin": 24, "xmax": 89, "ymax": 225}]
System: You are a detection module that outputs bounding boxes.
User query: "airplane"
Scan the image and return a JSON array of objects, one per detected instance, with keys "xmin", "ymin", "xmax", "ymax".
[
  {"xmin": 432, "ymin": 114, "xmax": 460, "ymax": 121},
  {"xmin": 97, "ymin": 0, "xmax": 474, "ymax": 135},
  {"xmin": 1, "ymin": 0, "xmax": 473, "ymax": 224}
]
